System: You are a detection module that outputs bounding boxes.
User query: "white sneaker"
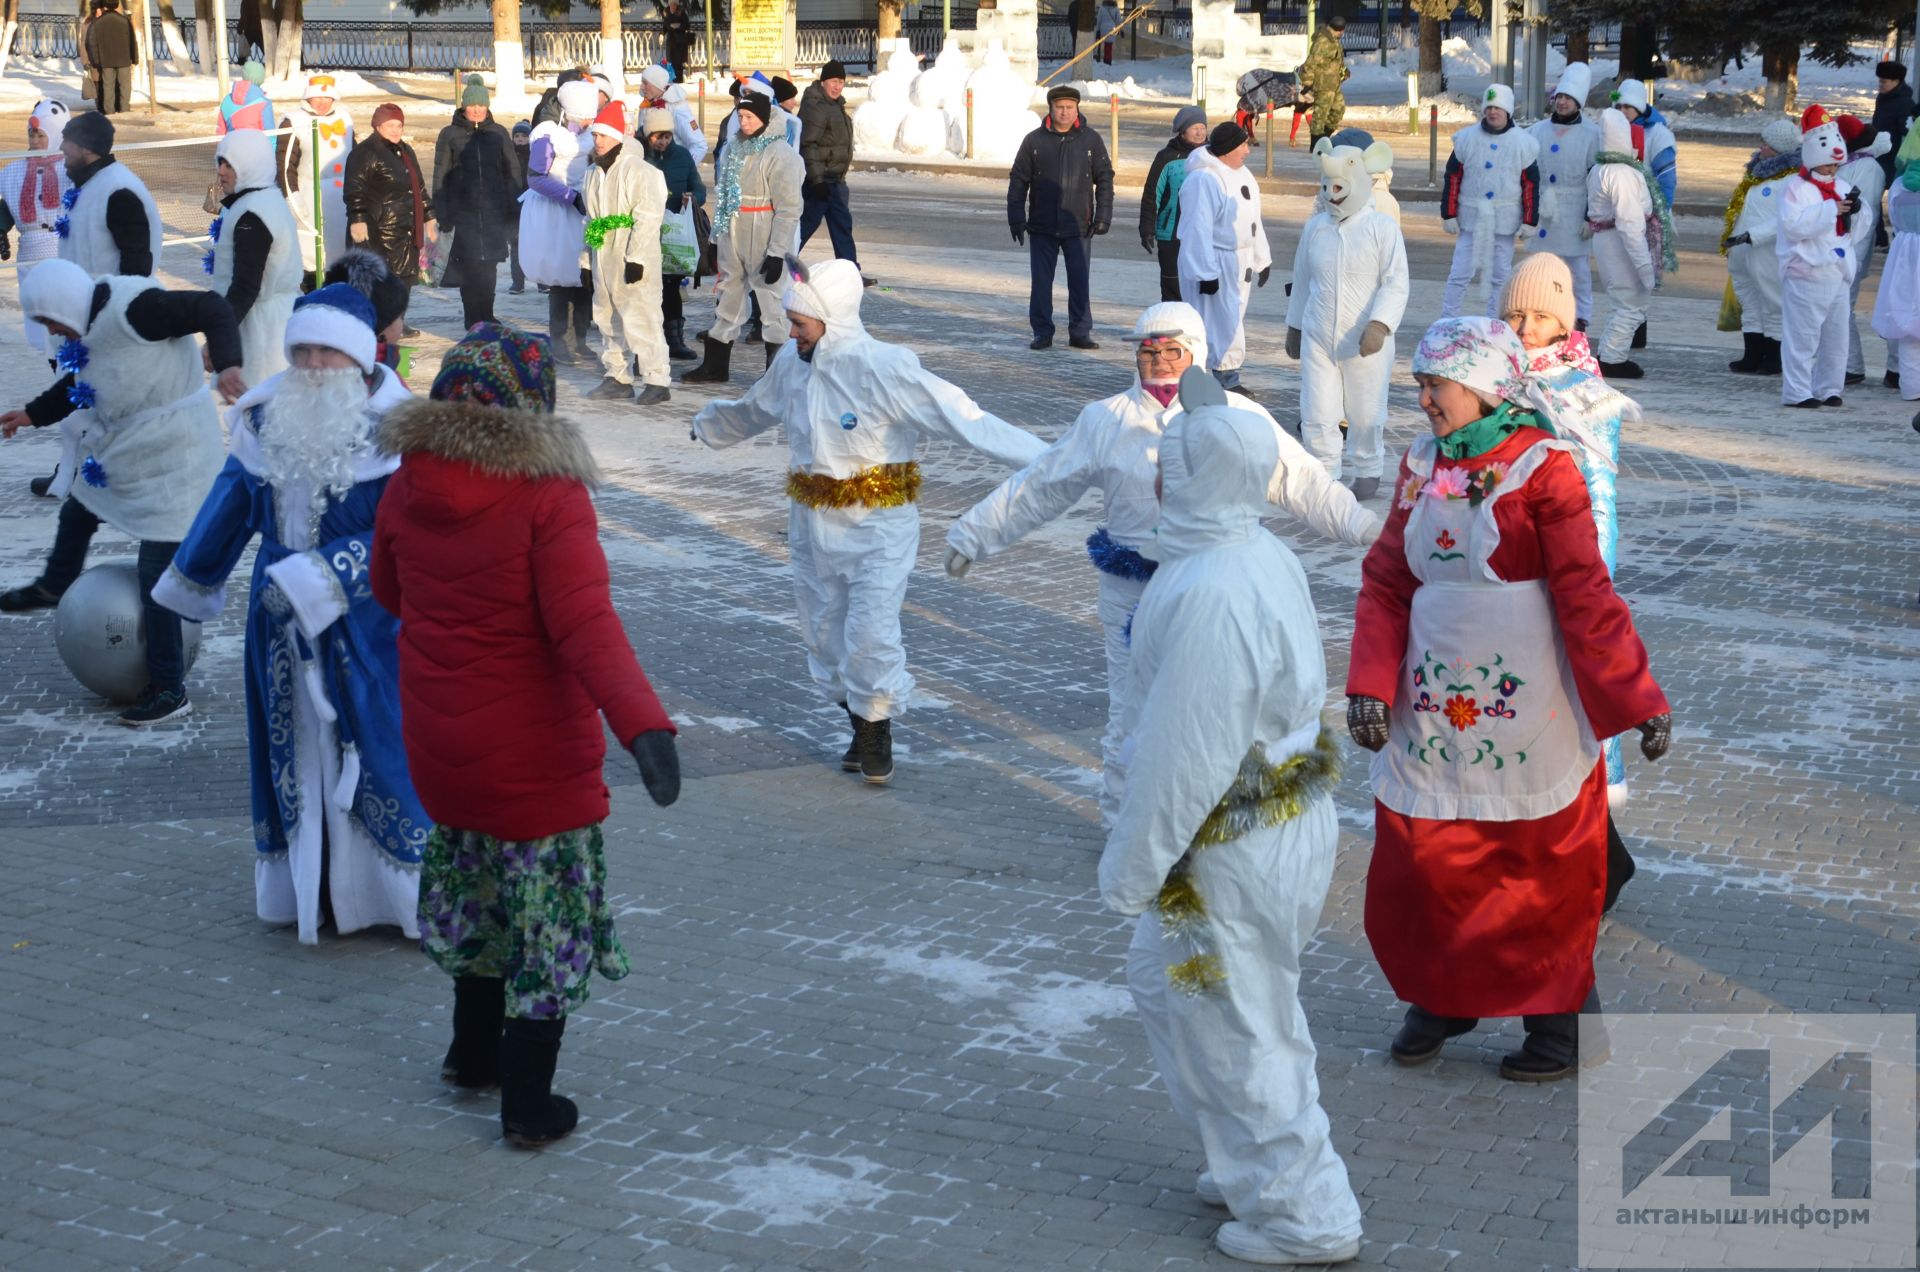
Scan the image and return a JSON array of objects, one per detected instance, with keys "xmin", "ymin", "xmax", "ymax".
[
  {"xmin": 1196, "ymin": 1170, "xmax": 1226, "ymax": 1207},
  {"xmin": 1213, "ymin": 1221, "xmax": 1360, "ymax": 1266}
]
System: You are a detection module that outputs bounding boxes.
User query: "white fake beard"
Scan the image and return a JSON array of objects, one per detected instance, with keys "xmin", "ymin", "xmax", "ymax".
[{"xmin": 257, "ymin": 367, "xmax": 375, "ymax": 519}]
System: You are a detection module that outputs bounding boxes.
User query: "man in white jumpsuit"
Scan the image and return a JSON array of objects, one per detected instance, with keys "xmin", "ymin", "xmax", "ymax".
[
  {"xmin": 1286, "ymin": 138, "xmax": 1408, "ymax": 500},
  {"xmin": 1587, "ymin": 109, "xmax": 1655, "ymax": 379},
  {"xmin": 692, "ymin": 259, "xmax": 1044, "ymax": 782},
  {"xmin": 1777, "ymin": 106, "xmax": 1859, "ymax": 408},
  {"xmin": 1439, "ymin": 84, "xmax": 1540, "ymax": 319},
  {"xmin": 1525, "ymin": 63, "xmax": 1599, "ymax": 327},
  {"xmin": 943, "ymin": 301, "xmax": 1378, "ymax": 827},
  {"xmin": 1177, "ymin": 122, "xmax": 1272, "ymax": 393},
  {"xmin": 1101, "ymin": 368, "xmax": 1363, "ymax": 1267},
  {"xmin": 639, "ymin": 64, "xmax": 710, "ymax": 165},
  {"xmin": 1723, "ymin": 118, "xmax": 1802, "ymax": 376},
  {"xmin": 583, "ymin": 101, "xmax": 671, "ymax": 406},
  {"xmin": 278, "ymin": 73, "xmax": 356, "ymax": 287},
  {"xmin": 1834, "ymin": 114, "xmax": 1891, "ymax": 383}
]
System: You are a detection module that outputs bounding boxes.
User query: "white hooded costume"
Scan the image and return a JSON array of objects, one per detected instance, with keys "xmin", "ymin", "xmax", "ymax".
[
  {"xmin": 1837, "ymin": 124, "xmax": 1892, "ymax": 378},
  {"xmin": 1872, "ymin": 178, "xmax": 1920, "ymax": 398},
  {"xmin": 279, "ymin": 76, "xmax": 356, "ymax": 276},
  {"xmin": 945, "ymin": 302, "xmax": 1379, "ymax": 826},
  {"xmin": 1100, "ymin": 369, "xmax": 1363, "ymax": 1266},
  {"xmin": 1526, "ymin": 63, "xmax": 1599, "ymax": 322},
  {"xmin": 518, "ymin": 81, "xmax": 598, "ymax": 289},
  {"xmin": 1587, "ymin": 109, "xmax": 1655, "ymax": 365},
  {"xmin": 584, "ymin": 116, "xmax": 670, "ymax": 392},
  {"xmin": 641, "ymin": 65, "xmax": 711, "ymax": 163},
  {"xmin": 1726, "ymin": 119, "xmax": 1802, "ymax": 346},
  {"xmin": 692, "ymin": 260, "xmax": 1045, "ymax": 721},
  {"xmin": 1176, "ymin": 145, "xmax": 1272, "ymax": 384},
  {"xmin": 1440, "ymin": 84, "xmax": 1541, "ymax": 319},
  {"xmin": 1288, "ymin": 140, "xmax": 1410, "ymax": 483},
  {"xmin": 212, "ymin": 129, "xmax": 303, "ymax": 388},
  {"xmin": 1, "ymin": 99, "xmax": 74, "ymax": 351},
  {"xmin": 1778, "ymin": 110, "xmax": 1857, "ymax": 404}
]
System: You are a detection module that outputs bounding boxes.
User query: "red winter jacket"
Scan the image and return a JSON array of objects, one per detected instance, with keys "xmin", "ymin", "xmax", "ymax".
[{"xmin": 371, "ymin": 398, "xmax": 675, "ymax": 841}]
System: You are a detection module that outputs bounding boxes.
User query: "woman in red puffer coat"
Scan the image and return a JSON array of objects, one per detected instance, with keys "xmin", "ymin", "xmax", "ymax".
[{"xmin": 372, "ymin": 321, "xmax": 679, "ymax": 1149}]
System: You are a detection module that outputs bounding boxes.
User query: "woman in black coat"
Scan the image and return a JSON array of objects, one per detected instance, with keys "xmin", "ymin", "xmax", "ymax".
[
  {"xmin": 433, "ymin": 79, "xmax": 523, "ymax": 329},
  {"xmin": 344, "ymin": 102, "xmax": 435, "ymax": 303}
]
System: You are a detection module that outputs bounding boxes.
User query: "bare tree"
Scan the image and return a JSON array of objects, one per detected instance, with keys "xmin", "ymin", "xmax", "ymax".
[{"xmin": 0, "ymin": 0, "xmax": 23, "ymax": 79}]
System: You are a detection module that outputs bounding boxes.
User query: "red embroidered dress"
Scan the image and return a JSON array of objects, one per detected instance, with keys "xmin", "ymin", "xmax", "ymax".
[{"xmin": 1348, "ymin": 425, "xmax": 1666, "ymax": 1016}]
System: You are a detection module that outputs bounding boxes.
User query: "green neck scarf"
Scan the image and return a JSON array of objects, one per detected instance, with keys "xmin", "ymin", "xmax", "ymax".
[{"xmin": 1436, "ymin": 400, "xmax": 1549, "ymax": 460}]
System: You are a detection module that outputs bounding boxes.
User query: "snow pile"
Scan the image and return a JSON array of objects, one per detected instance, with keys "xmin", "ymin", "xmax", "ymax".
[
  {"xmin": 852, "ymin": 35, "xmax": 1040, "ymax": 165},
  {"xmin": 962, "ymin": 39, "xmax": 1042, "ymax": 163},
  {"xmin": 851, "ymin": 39, "xmax": 920, "ymax": 153}
]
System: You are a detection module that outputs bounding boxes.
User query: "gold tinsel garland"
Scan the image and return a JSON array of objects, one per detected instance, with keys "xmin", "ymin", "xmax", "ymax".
[
  {"xmin": 1155, "ymin": 729, "xmax": 1343, "ymax": 996},
  {"xmin": 785, "ymin": 462, "xmax": 923, "ymax": 510}
]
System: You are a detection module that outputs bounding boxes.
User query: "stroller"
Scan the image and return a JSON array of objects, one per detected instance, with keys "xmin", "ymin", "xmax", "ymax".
[{"xmin": 1234, "ymin": 68, "xmax": 1307, "ymax": 146}]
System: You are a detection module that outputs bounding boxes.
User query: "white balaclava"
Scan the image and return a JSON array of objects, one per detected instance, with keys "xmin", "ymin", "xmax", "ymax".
[
  {"xmin": 557, "ymin": 80, "xmax": 599, "ymax": 126},
  {"xmin": 1598, "ymin": 107, "xmax": 1633, "ymax": 156},
  {"xmin": 217, "ymin": 127, "xmax": 279, "ymax": 193},
  {"xmin": 1155, "ymin": 368, "xmax": 1280, "ymax": 559},
  {"xmin": 28, "ymin": 98, "xmax": 69, "ymax": 152},
  {"xmin": 20, "ymin": 258, "xmax": 96, "ymax": 335},
  {"xmin": 782, "ymin": 257, "xmax": 867, "ymax": 356}
]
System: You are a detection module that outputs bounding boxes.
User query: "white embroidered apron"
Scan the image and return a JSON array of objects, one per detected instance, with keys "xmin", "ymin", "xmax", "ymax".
[{"xmin": 1371, "ymin": 437, "xmax": 1600, "ymax": 822}]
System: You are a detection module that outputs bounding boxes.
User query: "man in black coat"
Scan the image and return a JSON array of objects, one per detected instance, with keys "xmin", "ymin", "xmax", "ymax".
[
  {"xmin": 1007, "ymin": 85, "xmax": 1114, "ymax": 350},
  {"xmin": 432, "ymin": 78, "xmax": 522, "ymax": 330},
  {"xmin": 1873, "ymin": 61, "xmax": 1914, "ymax": 187},
  {"xmin": 799, "ymin": 60, "xmax": 861, "ymax": 272},
  {"xmin": 659, "ymin": 0, "xmax": 695, "ymax": 85},
  {"xmin": 83, "ymin": 0, "xmax": 137, "ymax": 115}
]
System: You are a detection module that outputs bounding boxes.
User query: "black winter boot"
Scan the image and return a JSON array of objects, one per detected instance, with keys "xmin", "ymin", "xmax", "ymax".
[
  {"xmin": 1756, "ymin": 336, "xmax": 1782, "ymax": 375},
  {"xmin": 499, "ymin": 1017, "xmax": 578, "ymax": 1147},
  {"xmin": 1390, "ymin": 1003, "xmax": 1478, "ymax": 1066},
  {"xmin": 761, "ymin": 340, "xmax": 782, "ymax": 376},
  {"xmin": 839, "ymin": 702, "xmax": 860, "ymax": 773},
  {"xmin": 1602, "ymin": 812, "xmax": 1635, "ymax": 913},
  {"xmin": 853, "ymin": 714, "xmax": 894, "ymax": 784},
  {"xmin": 441, "ymin": 976, "xmax": 505, "ymax": 1091},
  {"xmin": 1728, "ymin": 332, "xmax": 1762, "ymax": 373},
  {"xmin": 1630, "ymin": 321, "xmax": 1647, "ymax": 349},
  {"xmin": 665, "ymin": 318, "xmax": 696, "ymax": 360},
  {"xmin": 680, "ymin": 335, "xmax": 733, "ymax": 384}
]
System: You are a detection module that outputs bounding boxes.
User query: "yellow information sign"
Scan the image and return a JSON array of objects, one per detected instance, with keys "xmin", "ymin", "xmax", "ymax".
[{"xmin": 731, "ymin": 0, "xmax": 788, "ymax": 70}]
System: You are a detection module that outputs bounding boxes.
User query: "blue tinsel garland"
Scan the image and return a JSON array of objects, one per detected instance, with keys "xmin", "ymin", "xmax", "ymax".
[
  {"xmin": 68, "ymin": 380, "xmax": 95, "ymax": 409},
  {"xmin": 208, "ymin": 214, "xmax": 223, "ymax": 243},
  {"xmin": 1085, "ymin": 528, "xmax": 1158, "ymax": 583},
  {"xmin": 80, "ymin": 456, "xmax": 107, "ymax": 488},
  {"xmin": 60, "ymin": 187, "xmax": 78, "ymax": 210},
  {"xmin": 56, "ymin": 339, "xmax": 89, "ymax": 374},
  {"xmin": 202, "ymin": 249, "xmax": 216, "ymax": 276},
  {"xmin": 53, "ymin": 187, "xmax": 77, "ymax": 239}
]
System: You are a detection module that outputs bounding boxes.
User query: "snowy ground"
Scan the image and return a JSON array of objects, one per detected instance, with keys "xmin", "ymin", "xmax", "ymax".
[{"xmin": 0, "ymin": 163, "xmax": 1915, "ymax": 1269}]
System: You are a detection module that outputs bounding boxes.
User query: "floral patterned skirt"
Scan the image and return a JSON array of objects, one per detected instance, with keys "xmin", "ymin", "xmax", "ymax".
[{"xmin": 418, "ymin": 822, "xmax": 630, "ymax": 1019}]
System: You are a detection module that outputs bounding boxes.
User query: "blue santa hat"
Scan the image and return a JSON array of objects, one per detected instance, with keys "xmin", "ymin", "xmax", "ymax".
[{"xmin": 284, "ymin": 283, "xmax": 379, "ymax": 374}]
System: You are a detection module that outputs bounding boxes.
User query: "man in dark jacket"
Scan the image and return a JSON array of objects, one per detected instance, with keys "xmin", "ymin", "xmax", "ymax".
[
  {"xmin": 644, "ymin": 108, "xmax": 706, "ymax": 360},
  {"xmin": 510, "ymin": 119, "xmax": 531, "ymax": 293},
  {"xmin": 799, "ymin": 60, "xmax": 860, "ymax": 271},
  {"xmin": 1874, "ymin": 61, "xmax": 1914, "ymax": 186},
  {"xmin": 1008, "ymin": 84, "xmax": 1114, "ymax": 350},
  {"xmin": 344, "ymin": 103, "xmax": 435, "ymax": 318},
  {"xmin": 660, "ymin": 0, "xmax": 695, "ymax": 85},
  {"xmin": 84, "ymin": 0, "xmax": 137, "ymax": 116},
  {"xmin": 432, "ymin": 79, "xmax": 522, "ymax": 330}
]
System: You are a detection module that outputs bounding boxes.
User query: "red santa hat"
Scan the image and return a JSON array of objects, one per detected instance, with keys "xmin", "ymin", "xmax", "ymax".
[
  {"xmin": 1835, "ymin": 113, "xmax": 1893, "ymax": 159},
  {"xmin": 1799, "ymin": 103, "xmax": 1847, "ymax": 169},
  {"xmin": 590, "ymin": 101, "xmax": 626, "ymax": 141}
]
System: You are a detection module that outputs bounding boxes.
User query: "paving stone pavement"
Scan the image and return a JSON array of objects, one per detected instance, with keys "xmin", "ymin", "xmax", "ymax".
[{"xmin": 1, "ymin": 173, "xmax": 1917, "ymax": 1270}]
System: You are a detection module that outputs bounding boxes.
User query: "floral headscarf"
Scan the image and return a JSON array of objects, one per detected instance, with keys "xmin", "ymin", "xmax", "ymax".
[{"xmin": 1412, "ymin": 317, "xmax": 1529, "ymax": 407}]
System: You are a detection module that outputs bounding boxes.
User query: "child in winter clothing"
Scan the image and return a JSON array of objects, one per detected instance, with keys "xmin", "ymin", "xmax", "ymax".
[
  {"xmin": 1439, "ymin": 84, "xmax": 1540, "ymax": 319},
  {"xmin": 216, "ymin": 60, "xmax": 276, "ymax": 134},
  {"xmin": 1587, "ymin": 108, "xmax": 1675, "ymax": 379},
  {"xmin": 1776, "ymin": 106, "xmax": 1860, "ymax": 408},
  {"xmin": 372, "ymin": 323, "xmax": 681, "ymax": 1148}
]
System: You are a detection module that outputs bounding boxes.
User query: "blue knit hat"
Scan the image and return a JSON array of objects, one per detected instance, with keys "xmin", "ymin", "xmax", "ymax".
[
  {"xmin": 284, "ymin": 282, "xmax": 378, "ymax": 373},
  {"xmin": 430, "ymin": 322, "xmax": 555, "ymax": 413}
]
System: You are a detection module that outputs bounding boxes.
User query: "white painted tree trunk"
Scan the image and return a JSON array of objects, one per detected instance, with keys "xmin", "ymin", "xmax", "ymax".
[{"xmin": 492, "ymin": 0, "xmax": 524, "ymax": 102}]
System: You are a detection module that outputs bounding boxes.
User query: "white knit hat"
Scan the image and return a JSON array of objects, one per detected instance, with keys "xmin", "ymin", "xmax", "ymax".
[
  {"xmin": 1760, "ymin": 118, "xmax": 1799, "ymax": 155},
  {"xmin": 1612, "ymin": 79, "xmax": 1650, "ymax": 113},
  {"xmin": 557, "ymin": 80, "xmax": 599, "ymax": 123},
  {"xmin": 20, "ymin": 258, "xmax": 94, "ymax": 335},
  {"xmin": 1483, "ymin": 83, "xmax": 1515, "ymax": 117},
  {"xmin": 643, "ymin": 108, "xmax": 675, "ymax": 136},
  {"xmin": 641, "ymin": 64, "xmax": 672, "ymax": 91},
  {"xmin": 1552, "ymin": 63, "xmax": 1591, "ymax": 108},
  {"xmin": 1127, "ymin": 300, "xmax": 1208, "ymax": 359}
]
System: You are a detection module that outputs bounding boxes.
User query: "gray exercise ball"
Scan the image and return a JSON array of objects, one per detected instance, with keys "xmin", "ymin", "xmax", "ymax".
[{"xmin": 52, "ymin": 562, "xmax": 203, "ymax": 703}]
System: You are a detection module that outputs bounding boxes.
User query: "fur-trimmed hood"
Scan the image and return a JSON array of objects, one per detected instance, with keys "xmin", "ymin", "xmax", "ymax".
[{"xmin": 378, "ymin": 397, "xmax": 602, "ymax": 485}]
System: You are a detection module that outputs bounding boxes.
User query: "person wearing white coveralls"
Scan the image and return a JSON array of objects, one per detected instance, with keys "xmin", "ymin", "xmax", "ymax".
[
  {"xmin": 1100, "ymin": 368, "xmax": 1363, "ymax": 1268},
  {"xmin": 1586, "ymin": 109, "xmax": 1656, "ymax": 376},
  {"xmin": 1833, "ymin": 115, "xmax": 1892, "ymax": 382},
  {"xmin": 1723, "ymin": 118, "xmax": 1803, "ymax": 376},
  {"xmin": 943, "ymin": 301, "xmax": 1379, "ymax": 828},
  {"xmin": 1777, "ymin": 109, "xmax": 1859, "ymax": 408},
  {"xmin": 582, "ymin": 101, "xmax": 671, "ymax": 406},
  {"xmin": 1439, "ymin": 84, "xmax": 1540, "ymax": 320},
  {"xmin": 1525, "ymin": 63, "xmax": 1599, "ymax": 327},
  {"xmin": 1286, "ymin": 138, "xmax": 1409, "ymax": 500},
  {"xmin": 1177, "ymin": 122, "xmax": 1272, "ymax": 392},
  {"xmin": 691, "ymin": 259, "xmax": 1045, "ymax": 783}
]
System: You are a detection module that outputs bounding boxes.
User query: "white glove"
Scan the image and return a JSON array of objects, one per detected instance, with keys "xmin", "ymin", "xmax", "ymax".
[
  {"xmin": 945, "ymin": 549, "xmax": 972, "ymax": 579},
  {"xmin": 1443, "ymin": 217, "xmax": 1460, "ymax": 236},
  {"xmin": 1638, "ymin": 268, "xmax": 1656, "ymax": 292},
  {"xmin": 1580, "ymin": 220, "xmax": 1595, "ymax": 241}
]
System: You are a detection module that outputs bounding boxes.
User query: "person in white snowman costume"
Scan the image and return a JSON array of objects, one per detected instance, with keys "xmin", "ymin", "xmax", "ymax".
[
  {"xmin": 1286, "ymin": 136, "xmax": 1409, "ymax": 501},
  {"xmin": 278, "ymin": 73, "xmax": 356, "ymax": 288},
  {"xmin": 1099, "ymin": 366, "xmax": 1364, "ymax": 1268},
  {"xmin": 944, "ymin": 300, "xmax": 1378, "ymax": 828},
  {"xmin": 1524, "ymin": 62, "xmax": 1599, "ymax": 329},
  {"xmin": 1439, "ymin": 83, "xmax": 1541, "ymax": 319},
  {"xmin": 1177, "ymin": 121, "xmax": 1273, "ymax": 394},
  {"xmin": 692, "ymin": 258, "xmax": 1045, "ymax": 783},
  {"xmin": 521, "ymin": 78, "xmax": 601, "ymax": 365}
]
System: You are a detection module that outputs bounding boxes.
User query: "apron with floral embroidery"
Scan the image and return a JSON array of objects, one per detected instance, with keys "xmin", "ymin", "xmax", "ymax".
[{"xmin": 1372, "ymin": 436, "xmax": 1600, "ymax": 823}]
